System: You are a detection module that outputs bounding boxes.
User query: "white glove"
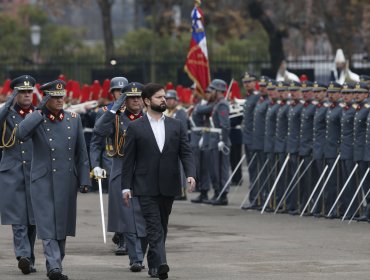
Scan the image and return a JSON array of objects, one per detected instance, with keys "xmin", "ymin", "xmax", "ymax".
[
  {"xmin": 218, "ymin": 141, "xmax": 225, "ymax": 152},
  {"xmin": 93, "ymin": 166, "xmax": 106, "ymax": 178}
]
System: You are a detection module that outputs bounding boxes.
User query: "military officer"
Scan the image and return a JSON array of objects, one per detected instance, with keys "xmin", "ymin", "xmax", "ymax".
[
  {"xmin": 298, "ymin": 81, "xmax": 316, "ymax": 214},
  {"xmin": 241, "ymin": 73, "xmax": 260, "ymax": 208},
  {"xmin": 351, "ymin": 82, "xmax": 369, "ymax": 220},
  {"xmin": 262, "ymin": 80, "xmax": 280, "ymax": 210},
  {"xmin": 17, "ymin": 80, "xmax": 91, "ymax": 280},
  {"xmin": 199, "ymin": 79, "xmax": 231, "ymax": 205},
  {"xmin": 323, "ymin": 82, "xmax": 343, "ymax": 217},
  {"xmin": 90, "ymin": 76, "xmax": 129, "ymax": 255},
  {"xmin": 361, "ymin": 81, "xmax": 370, "ymax": 221},
  {"xmin": 310, "ymin": 82, "xmax": 328, "ymax": 216},
  {"xmin": 93, "ymin": 82, "xmax": 147, "ymax": 272},
  {"xmin": 335, "ymin": 83, "xmax": 356, "ymax": 219},
  {"xmin": 286, "ymin": 81, "xmax": 304, "ymax": 215},
  {"xmin": 0, "ymin": 75, "xmax": 37, "ymax": 274},
  {"xmin": 273, "ymin": 82, "xmax": 290, "ymax": 212},
  {"xmin": 164, "ymin": 89, "xmax": 189, "ymax": 200},
  {"xmin": 250, "ymin": 76, "xmax": 270, "ymax": 207}
]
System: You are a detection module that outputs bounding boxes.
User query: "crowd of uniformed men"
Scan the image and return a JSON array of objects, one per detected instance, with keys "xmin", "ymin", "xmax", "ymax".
[{"xmin": 1, "ymin": 70, "xmax": 370, "ymax": 279}]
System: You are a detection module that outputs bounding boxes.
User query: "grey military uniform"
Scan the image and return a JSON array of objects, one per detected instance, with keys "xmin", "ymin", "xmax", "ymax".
[
  {"xmin": 242, "ymin": 92, "xmax": 260, "ymax": 196},
  {"xmin": 251, "ymin": 95, "xmax": 269, "ymax": 205},
  {"xmin": 0, "ymin": 104, "xmax": 36, "ymax": 265},
  {"xmin": 286, "ymin": 101, "xmax": 304, "ymax": 212},
  {"xmin": 298, "ymin": 102, "xmax": 316, "ymax": 211},
  {"xmin": 274, "ymin": 101, "xmax": 289, "ymax": 206}
]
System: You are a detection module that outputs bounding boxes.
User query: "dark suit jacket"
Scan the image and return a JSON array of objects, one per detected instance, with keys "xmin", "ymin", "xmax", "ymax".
[{"xmin": 121, "ymin": 114, "xmax": 196, "ymax": 197}]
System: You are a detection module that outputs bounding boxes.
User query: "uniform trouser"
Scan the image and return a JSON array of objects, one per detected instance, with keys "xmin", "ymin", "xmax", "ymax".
[
  {"xmin": 286, "ymin": 153, "xmax": 299, "ymax": 211},
  {"xmin": 362, "ymin": 161, "xmax": 370, "ymax": 217},
  {"xmin": 265, "ymin": 153, "xmax": 277, "ymax": 207},
  {"xmin": 208, "ymin": 148, "xmax": 230, "ymax": 195},
  {"xmin": 355, "ymin": 161, "xmax": 369, "ymax": 217},
  {"xmin": 229, "ymin": 144, "xmax": 242, "ymax": 184},
  {"xmin": 138, "ymin": 196, "xmax": 174, "ymax": 270},
  {"xmin": 244, "ymin": 144, "xmax": 257, "ymax": 204},
  {"xmin": 340, "ymin": 159, "xmax": 356, "ymax": 216},
  {"xmin": 275, "ymin": 152, "xmax": 288, "ymax": 208},
  {"xmin": 198, "ymin": 149, "xmax": 212, "ymax": 192},
  {"xmin": 252, "ymin": 150, "xmax": 268, "ymax": 206},
  {"xmin": 324, "ymin": 157, "xmax": 340, "ymax": 215},
  {"xmin": 299, "ymin": 155, "xmax": 313, "ymax": 211},
  {"xmin": 311, "ymin": 159, "xmax": 325, "ymax": 214},
  {"xmin": 12, "ymin": 225, "xmax": 36, "ymax": 265},
  {"xmin": 124, "ymin": 233, "xmax": 145, "ymax": 265},
  {"xmin": 42, "ymin": 239, "xmax": 66, "ymax": 273}
]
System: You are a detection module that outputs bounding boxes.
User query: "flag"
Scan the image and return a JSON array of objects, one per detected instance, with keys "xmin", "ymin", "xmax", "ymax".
[{"xmin": 184, "ymin": 0, "xmax": 210, "ymax": 96}]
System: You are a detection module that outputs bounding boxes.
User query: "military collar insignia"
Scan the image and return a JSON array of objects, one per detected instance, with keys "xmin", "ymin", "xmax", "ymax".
[
  {"xmin": 303, "ymin": 101, "xmax": 310, "ymax": 107},
  {"xmin": 330, "ymin": 103, "xmax": 337, "ymax": 108},
  {"xmin": 125, "ymin": 110, "xmax": 142, "ymax": 121},
  {"xmin": 14, "ymin": 104, "xmax": 34, "ymax": 118},
  {"xmin": 269, "ymin": 101, "xmax": 276, "ymax": 106},
  {"xmin": 45, "ymin": 109, "xmax": 65, "ymax": 122}
]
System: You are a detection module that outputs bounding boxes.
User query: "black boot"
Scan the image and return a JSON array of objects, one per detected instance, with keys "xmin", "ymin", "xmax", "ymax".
[
  {"xmin": 191, "ymin": 191, "xmax": 208, "ymax": 203},
  {"xmin": 212, "ymin": 193, "xmax": 228, "ymax": 206},
  {"xmin": 115, "ymin": 233, "xmax": 128, "ymax": 255}
]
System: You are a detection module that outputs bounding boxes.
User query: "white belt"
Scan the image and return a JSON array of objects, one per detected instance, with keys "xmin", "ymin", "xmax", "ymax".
[
  {"xmin": 191, "ymin": 127, "xmax": 222, "ymax": 134},
  {"xmin": 232, "ymin": 125, "xmax": 242, "ymax": 130},
  {"xmin": 83, "ymin": 128, "xmax": 94, "ymax": 133}
]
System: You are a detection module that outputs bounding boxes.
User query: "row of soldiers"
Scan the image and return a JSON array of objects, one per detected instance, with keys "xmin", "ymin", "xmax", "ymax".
[{"xmin": 238, "ymin": 73, "xmax": 370, "ymax": 221}]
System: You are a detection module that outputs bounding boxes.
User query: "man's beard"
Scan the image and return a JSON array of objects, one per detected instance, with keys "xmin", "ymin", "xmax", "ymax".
[{"xmin": 151, "ymin": 103, "xmax": 167, "ymax": 113}]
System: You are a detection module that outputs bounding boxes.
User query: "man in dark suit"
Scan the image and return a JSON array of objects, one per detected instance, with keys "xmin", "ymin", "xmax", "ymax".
[{"xmin": 121, "ymin": 83, "xmax": 196, "ymax": 280}]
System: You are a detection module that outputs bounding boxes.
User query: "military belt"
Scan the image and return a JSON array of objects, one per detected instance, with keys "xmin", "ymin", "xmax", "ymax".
[
  {"xmin": 191, "ymin": 127, "xmax": 222, "ymax": 134},
  {"xmin": 83, "ymin": 128, "xmax": 94, "ymax": 133}
]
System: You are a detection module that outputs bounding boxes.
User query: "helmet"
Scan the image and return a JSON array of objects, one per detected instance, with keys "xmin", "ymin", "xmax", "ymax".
[
  {"xmin": 109, "ymin": 77, "xmax": 128, "ymax": 92},
  {"xmin": 209, "ymin": 79, "xmax": 227, "ymax": 92},
  {"xmin": 165, "ymin": 89, "xmax": 178, "ymax": 100}
]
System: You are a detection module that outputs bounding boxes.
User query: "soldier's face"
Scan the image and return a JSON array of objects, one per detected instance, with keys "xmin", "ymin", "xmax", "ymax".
[
  {"xmin": 328, "ymin": 92, "xmax": 340, "ymax": 102},
  {"xmin": 165, "ymin": 98, "xmax": 177, "ymax": 110},
  {"xmin": 46, "ymin": 96, "xmax": 64, "ymax": 112},
  {"xmin": 356, "ymin": 93, "xmax": 367, "ymax": 102},
  {"xmin": 125, "ymin": 96, "xmax": 142, "ymax": 114},
  {"xmin": 314, "ymin": 91, "xmax": 326, "ymax": 101},
  {"xmin": 112, "ymin": 89, "xmax": 121, "ymax": 100},
  {"xmin": 342, "ymin": 93, "xmax": 352, "ymax": 103},
  {"xmin": 16, "ymin": 90, "xmax": 33, "ymax": 108},
  {"xmin": 267, "ymin": 89, "xmax": 277, "ymax": 99},
  {"xmin": 291, "ymin": 90, "xmax": 302, "ymax": 100},
  {"xmin": 302, "ymin": 90, "xmax": 314, "ymax": 101},
  {"xmin": 282, "ymin": 91, "xmax": 290, "ymax": 100},
  {"xmin": 243, "ymin": 81, "xmax": 255, "ymax": 91},
  {"xmin": 260, "ymin": 86, "xmax": 267, "ymax": 95}
]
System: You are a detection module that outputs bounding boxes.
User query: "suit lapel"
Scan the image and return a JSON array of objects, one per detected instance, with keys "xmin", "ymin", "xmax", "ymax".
[
  {"xmin": 162, "ymin": 117, "xmax": 171, "ymax": 153},
  {"xmin": 142, "ymin": 115, "xmax": 161, "ymax": 153}
]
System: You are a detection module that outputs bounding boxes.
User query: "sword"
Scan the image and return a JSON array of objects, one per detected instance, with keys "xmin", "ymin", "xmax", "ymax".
[
  {"xmin": 327, "ymin": 163, "xmax": 358, "ymax": 217},
  {"xmin": 349, "ymin": 188, "xmax": 370, "ymax": 224},
  {"xmin": 342, "ymin": 167, "xmax": 370, "ymax": 221},
  {"xmin": 311, "ymin": 154, "xmax": 341, "ymax": 213},
  {"xmin": 250, "ymin": 159, "xmax": 279, "ymax": 206},
  {"xmin": 274, "ymin": 158, "xmax": 306, "ymax": 214},
  {"xmin": 240, "ymin": 157, "xmax": 269, "ymax": 208},
  {"xmin": 300, "ymin": 165, "xmax": 328, "ymax": 217},
  {"xmin": 97, "ymin": 170, "xmax": 107, "ymax": 244},
  {"xmin": 217, "ymin": 153, "xmax": 246, "ymax": 200},
  {"xmin": 261, "ymin": 154, "xmax": 290, "ymax": 214}
]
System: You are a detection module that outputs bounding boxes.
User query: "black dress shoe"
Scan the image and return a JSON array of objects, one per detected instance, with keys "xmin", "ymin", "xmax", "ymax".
[
  {"xmin": 241, "ymin": 203, "xmax": 258, "ymax": 210},
  {"xmin": 158, "ymin": 264, "xmax": 169, "ymax": 280},
  {"xmin": 302, "ymin": 212, "xmax": 313, "ymax": 217},
  {"xmin": 191, "ymin": 192, "xmax": 208, "ymax": 203},
  {"xmin": 18, "ymin": 257, "xmax": 31, "ymax": 275},
  {"xmin": 355, "ymin": 215, "xmax": 369, "ymax": 222},
  {"xmin": 288, "ymin": 209, "xmax": 300, "ymax": 216},
  {"xmin": 48, "ymin": 269, "xmax": 69, "ymax": 280},
  {"xmin": 130, "ymin": 262, "xmax": 143, "ymax": 272},
  {"xmin": 212, "ymin": 198, "xmax": 228, "ymax": 206},
  {"xmin": 112, "ymin": 233, "xmax": 120, "ymax": 245},
  {"xmin": 264, "ymin": 207, "xmax": 274, "ymax": 213},
  {"xmin": 203, "ymin": 194, "xmax": 218, "ymax": 205},
  {"xmin": 277, "ymin": 208, "xmax": 288, "ymax": 214}
]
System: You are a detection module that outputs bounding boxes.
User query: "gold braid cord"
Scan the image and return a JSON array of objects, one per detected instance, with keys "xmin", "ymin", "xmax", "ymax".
[
  {"xmin": 106, "ymin": 113, "xmax": 126, "ymax": 157},
  {"xmin": 0, "ymin": 121, "xmax": 16, "ymax": 148}
]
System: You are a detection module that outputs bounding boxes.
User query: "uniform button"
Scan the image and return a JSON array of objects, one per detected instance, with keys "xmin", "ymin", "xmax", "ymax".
[
  {"xmin": 52, "ymin": 158, "xmax": 56, "ymax": 161},
  {"xmin": 68, "ymin": 126, "xmax": 71, "ymax": 129},
  {"xmin": 49, "ymin": 138, "xmax": 52, "ymax": 141},
  {"xmin": 68, "ymin": 158, "xmax": 72, "ymax": 161},
  {"xmin": 44, "ymin": 120, "xmax": 47, "ymax": 123},
  {"xmin": 52, "ymin": 148, "xmax": 55, "ymax": 151},
  {"xmin": 15, "ymin": 123, "xmax": 18, "ymax": 127},
  {"xmin": 68, "ymin": 148, "xmax": 71, "ymax": 150},
  {"xmin": 53, "ymin": 169, "xmax": 56, "ymax": 172},
  {"xmin": 22, "ymin": 161, "xmax": 26, "ymax": 164},
  {"xmin": 20, "ymin": 141, "xmax": 23, "ymax": 144},
  {"xmin": 22, "ymin": 151, "xmax": 25, "ymax": 154},
  {"xmin": 12, "ymin": 116, "xmax": 15, "ymax": 119},
  {"xmin": 68, "ymin": 137, "xmax": 71, "ymax": 140},
  {"xmin": 47, "ymin": 128, "xmax": 50, "ymax": 131}
]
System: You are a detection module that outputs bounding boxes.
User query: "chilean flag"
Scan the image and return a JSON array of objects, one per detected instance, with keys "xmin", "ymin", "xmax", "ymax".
[{"xmin": 184, "ymin": 1, "xmax": 210, "ymax": 96}]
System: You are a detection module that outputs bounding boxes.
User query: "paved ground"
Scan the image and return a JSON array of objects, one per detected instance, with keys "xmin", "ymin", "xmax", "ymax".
[{"xmin": 1, "ymin": 183, "xmax": 370, "ymax": 280}]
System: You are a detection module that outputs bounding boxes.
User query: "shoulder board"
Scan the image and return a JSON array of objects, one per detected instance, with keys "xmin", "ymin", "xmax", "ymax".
[
  {"xmin": 339, "ymin": 102, "xmax": 346, "ymax": 108},
  {"xmin": 71, "ymin": 112, "xmax": 77, "ymax": 118},
  {"xmin": 323, "ymin": 102, "xmax": 331, "ymax": 108},
  {"xmin": 352, "ymin": 103, "xmax": 358, "ymax": 110},
  {"xmin": 365, "ymin": 103, "xmax": 370, "ymax": 109}
]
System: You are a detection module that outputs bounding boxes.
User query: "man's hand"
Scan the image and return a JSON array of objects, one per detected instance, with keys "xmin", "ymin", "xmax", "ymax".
[
  {"xmin": 187, "ymin": 177, "xmax": 196, "ymax": 192},
  {"xmin": 122, "ymin": 190, "xmax": 131, "ymax": 207},
  {"xmin": 36, "ymin": 94, "xmax": 51, "ymax": 110},
  {"xmin": 4, "ymin": 89, "xmax": 19, "ymax": 109},
  {"xmin": 93, "ymin": 166, "xmax": 106, "ymax": 179},
  {"xmin": 79, "ymin": 185, "xmax": 89, "ymax": 193},
  {"xmin": 111, "ymin": 92, "xmax": 127, "ymax": 113}
]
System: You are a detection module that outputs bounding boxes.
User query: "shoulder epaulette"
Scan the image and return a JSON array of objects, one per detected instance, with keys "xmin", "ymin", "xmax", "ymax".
[{"xmin": 365, "ymin": 103, "xmax": 370, "ymax": 109}]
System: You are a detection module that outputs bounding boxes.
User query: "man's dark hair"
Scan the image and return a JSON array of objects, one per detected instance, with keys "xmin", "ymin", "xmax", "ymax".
[{"xmin": 142, "ymin": 83, "xmax": 164, "ymax": 102}]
